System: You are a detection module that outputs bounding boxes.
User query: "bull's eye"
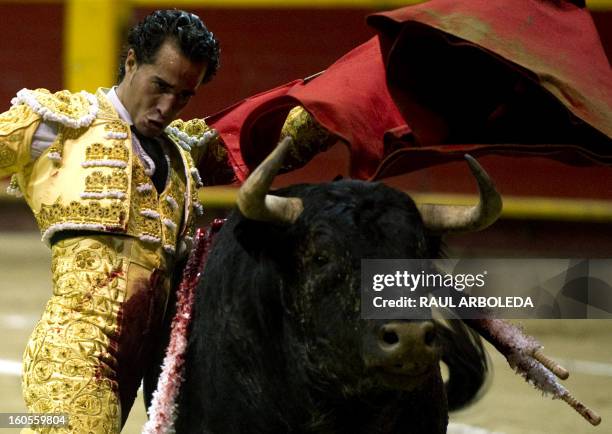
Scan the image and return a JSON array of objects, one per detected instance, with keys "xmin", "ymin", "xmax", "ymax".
[{"xmin": 313, "ymin": 253, "xmax": 329, "ymax": 266}]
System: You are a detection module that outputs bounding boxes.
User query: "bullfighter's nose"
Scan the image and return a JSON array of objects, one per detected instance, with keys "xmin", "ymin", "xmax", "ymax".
[{"xmin": 367, "ymin": 321, "xmax": 438, "ymax": 376}]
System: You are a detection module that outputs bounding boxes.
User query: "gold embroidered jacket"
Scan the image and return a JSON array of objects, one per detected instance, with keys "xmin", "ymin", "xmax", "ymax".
[{"xmin": 0, "ymin": 88, "xmax": 213, "ymax": 254}]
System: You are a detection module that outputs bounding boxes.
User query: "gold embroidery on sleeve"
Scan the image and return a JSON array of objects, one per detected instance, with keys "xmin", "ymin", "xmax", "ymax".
[
  {"xmin": 0, "ymin": 139, "xmax": 18, "ymax": 168},
  {"xmin": 279, "ymin": 106, "xmax": 335, "ymax": 171}
]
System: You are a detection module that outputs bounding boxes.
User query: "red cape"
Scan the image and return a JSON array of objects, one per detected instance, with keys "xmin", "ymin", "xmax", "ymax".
[
  {"xmin": 206, "ymin": 37, "xmax": 408, "ymax": 182},
  {"xmin": 208, "ymin": 0, "xmax": 612, "ymax": 183}
]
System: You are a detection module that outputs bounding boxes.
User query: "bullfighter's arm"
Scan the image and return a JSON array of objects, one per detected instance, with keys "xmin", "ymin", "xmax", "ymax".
[
  {"xmin": 178, "ymin": 106, "xmax": 338, "ymax": 185},
  {"xmin": 166, "ymin": 118, "xmax": 236, "ymax": 186},
  {"xmin": 0, "ymin": 103, "xmax": 41, "ymax": 179},
  {"xmin": 190, "ymin": 129, "xmax": 236, "ymax": 186},
  {"xmin": 277, "ymin": 105, "xmax": 338, "ymax": 172}
]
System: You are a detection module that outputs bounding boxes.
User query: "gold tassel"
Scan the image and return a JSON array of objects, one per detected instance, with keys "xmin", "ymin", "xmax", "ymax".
[
  {"xmin": 46, "ymin": 126, "xmax": 65, "ymax": 164},
  {"xmin": 6, "ymin": 174, "xmax": 22, "ymax": 197}
]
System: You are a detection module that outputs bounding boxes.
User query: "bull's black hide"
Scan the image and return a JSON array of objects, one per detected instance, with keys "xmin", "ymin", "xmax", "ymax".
[{"xmin": 146, "ymin": 179, "xmax": 488, "ymax": 434}]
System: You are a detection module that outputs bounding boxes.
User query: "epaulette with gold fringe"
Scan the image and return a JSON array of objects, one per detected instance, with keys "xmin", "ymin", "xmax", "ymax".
[{"xmin": 11, "ymin": 88, "xmax": 98, "ymax": 129}]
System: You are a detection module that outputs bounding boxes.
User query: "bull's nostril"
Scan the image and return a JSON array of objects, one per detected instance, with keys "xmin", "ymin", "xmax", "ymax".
[{"xmin": 382, "ymin": 331, "xmax": 399, "ymax": 345}]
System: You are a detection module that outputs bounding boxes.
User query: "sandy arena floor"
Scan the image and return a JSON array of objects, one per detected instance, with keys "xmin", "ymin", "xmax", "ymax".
[{"xmin": 0, "ymin": 232, "xmax": 610, "ymax": 434}]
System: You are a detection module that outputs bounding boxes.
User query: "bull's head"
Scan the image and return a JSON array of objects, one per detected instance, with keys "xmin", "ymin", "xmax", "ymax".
[{"xmin": 231, "ymin": 138, "xmax": 501, "ymax": 419}]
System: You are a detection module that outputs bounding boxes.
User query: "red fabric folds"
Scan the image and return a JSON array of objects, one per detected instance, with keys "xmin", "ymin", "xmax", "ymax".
[
  {"xmin": 207, "ymin": 0, "xmax": 612, "ymax": 183},
  {"xmin": 368, "ymin": 0, "xmax": 612, "ymax": 139},
  {"xmin": 206, "ymin": 37, "xmax": 408, "ymax": 182}
]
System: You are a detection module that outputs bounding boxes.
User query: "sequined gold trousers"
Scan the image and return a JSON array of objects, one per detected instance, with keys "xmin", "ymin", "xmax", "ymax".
[{"xmin": 22, "ymin": 236, "xmax": 172, "ymax": 433}]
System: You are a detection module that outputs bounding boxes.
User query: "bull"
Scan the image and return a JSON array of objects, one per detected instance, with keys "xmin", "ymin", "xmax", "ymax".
[{"xmin": 158, "ymin": 137, "xmax": 502, "ymax": 434}]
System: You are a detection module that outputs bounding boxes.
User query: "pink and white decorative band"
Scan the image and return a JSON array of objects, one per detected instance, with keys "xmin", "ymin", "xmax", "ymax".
[
  {"xmin": 163, "ymin": 244, "xmax": 176, "ymax": 255},
  {"xmin": 140, "ymin": 209, "xmax": 161, "ymax": 219},
  {"xmin": 165, "ymin": 195, "xmax": 179, "ymax": 211},
  {"xmin": 41, "ymin": 222, "xmax": 109, "ymax": 246},
  {"xmin": 80, "ymin": 191, "xmax": 126, "ymax": 200},
  {"xmin": 190, "ymin": 168, "xmax": 203, "ymax": 188},
  {"xmin": 139, "ymin": 234, "xmax": 161, "ymax": 244},
  {"xmin": 47, "ymin": 152, "xmax": 62, "ymax": 162},
  {"xmin": 81, "ymin": 160, "xmax": 128, "ymax": 169},
  {"xmin": 162, "ymin": 218, "xmax": 177, "ymax": 231},
  {"xmin": 104, "ymin": 131, "xmax": 128, "ymax": 140},
  {"xmin": 137, "ymin": 183, "xmax": 154, "ymax": 193}
]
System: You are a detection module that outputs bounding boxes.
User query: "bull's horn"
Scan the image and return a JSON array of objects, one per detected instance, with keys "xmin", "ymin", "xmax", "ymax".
[
  {"xmin": 417, "ymin": 155, "xmax": 502, "ymax": 233},
  {"xmin": 237, "ymin": 136, "xmax": 304, "ymax": 224}
]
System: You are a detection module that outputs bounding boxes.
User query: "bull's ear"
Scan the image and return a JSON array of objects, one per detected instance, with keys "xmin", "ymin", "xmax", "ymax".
[{"xmin": 233, "ymin": 217, "xmax": 295, "ymax": 265}]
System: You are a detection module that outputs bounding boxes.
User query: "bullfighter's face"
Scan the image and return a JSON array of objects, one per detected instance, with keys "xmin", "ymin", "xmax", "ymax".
[{"xmin": 117, "ymin": 40, "xmax": 207, "ymax": 137}]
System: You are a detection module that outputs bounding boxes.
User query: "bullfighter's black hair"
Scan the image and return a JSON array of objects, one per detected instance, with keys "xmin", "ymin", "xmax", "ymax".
[{"xmin": 117, "ymin": 9, "xmax": 220, "ymax": 84}]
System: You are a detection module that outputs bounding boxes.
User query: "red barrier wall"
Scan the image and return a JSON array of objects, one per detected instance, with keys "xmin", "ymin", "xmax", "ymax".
[{"xmin": 0, "ymin": 3, "xmax": 64, "ymax": 111}]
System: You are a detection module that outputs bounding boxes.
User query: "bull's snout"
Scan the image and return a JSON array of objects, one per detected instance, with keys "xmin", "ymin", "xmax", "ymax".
[{"xmin": 365, "ymin": 321, "xmax": 439, "ymax": 377}]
